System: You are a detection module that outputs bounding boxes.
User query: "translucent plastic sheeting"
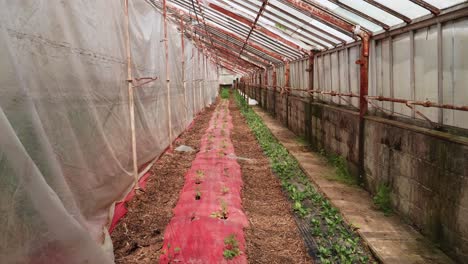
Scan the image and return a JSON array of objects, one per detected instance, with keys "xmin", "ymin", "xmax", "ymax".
[
  {"xmin": 368, "ymin": 17, "xmax": 468, "ymax": 129},
  {"xmin": 0, "ymin": 0, "xmax": 218, "ymax": 263},
  {"xmin": 313, "ymin": 45, "xmax": 361, "ymax": 108}
]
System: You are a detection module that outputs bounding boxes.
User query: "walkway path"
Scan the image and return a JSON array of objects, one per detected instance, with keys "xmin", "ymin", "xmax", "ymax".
[
  {"xmin": 160, "ymin": 99, "xmax": 248, "ymax": 263},
  {"xmin": 252, "ymin": 106, "xmax": 454, "ymax": 264}
]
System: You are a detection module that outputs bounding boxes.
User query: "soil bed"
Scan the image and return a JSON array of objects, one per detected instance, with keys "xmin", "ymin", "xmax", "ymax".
[
  {"xmin": 111, "ymin": 103, "xmax": 216, "ymax": 264},
  {"xmin": 229, "ymin": 95, "xmax": 313, "ymax": 264}
]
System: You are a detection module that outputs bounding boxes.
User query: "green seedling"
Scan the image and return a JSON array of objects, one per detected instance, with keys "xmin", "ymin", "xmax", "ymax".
[
  {"xmin": 195, "ymin": 170, "xmax": 204, "ymax": 184},
  {"xmin": 223, "ymin": 234, "xmax": 241, "ymax": 260},
  {"xmin": 221, "ymin": 186, "xmax": 229, "ymax": 195},
  {"xmin": 195, "ymin": 187, "xmax": 201, "ymax": 200},
  {"xmin": 234, "ymin": 91, "xmax": 375, "ymax": 264},
  {"xmin": 210, "ymin": 200, "xmax": 228, "ymax": 219}
]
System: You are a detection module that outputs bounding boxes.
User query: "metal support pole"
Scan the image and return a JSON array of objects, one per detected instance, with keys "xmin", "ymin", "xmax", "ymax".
[
  {"xmin": 285, "ymin": 61, "xmax": 291, "ymax": 127},
  {"xmin": 273, "ymin": 66, "xmax": 277, "ymax": 116},
  {"xmin": 181, "ymin": 17, "xmax": 188, "ymax": 124},
  {"xmin": 124, "ymin": 0, "xmax": 139, "ymax": 190},
  {"xmin": 437, "ymin": 23, "xmax": 443, "ymax": 124},
  {"xmin": 163, "ymin": 0, "xmax": 173, "ymax": 149},
  {"xmin": 192, "ymin": 47, "xmax": 196, "ymax": 117},
  {"xmin": 356, "ymin": 32, "xmax": 370, "ymax": 185}
]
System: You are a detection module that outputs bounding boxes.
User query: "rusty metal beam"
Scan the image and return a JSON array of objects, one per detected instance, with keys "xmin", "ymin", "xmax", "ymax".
[
  {"xmin": 198, "ymin": 38, "xmax": 266, "ymax": 69},
  {"xmin": 240, "ymin": 0, "xmax": 269, "ymax": 57},
  {"xmin": 409, "ymin": 0, "xmax": 441, "ymax": 15},
  {"xmin": 193, "ymin": 26, "xmax": 276, "ymax": 65},
  {"xmin": 192, "ymin": 29, "xmax": 268, "ymax": 67},
  {"xmin": 361, "ymin": 0, "xmax": 412, "ymax": 24},
  {"xmin": 208, "ymin": 2, "xmax": 310, "ymax": 55},
  {"xmin": 266, "ymin": 2, "xmax": 347, "ymax": 44},
  {"xmin": 200, "ymin": 25, "xmax": 285, "ymax": 61},
  {"xmin": 327, "ymin": 0, "xmax": 390, "ymax": 30},
  {"xmin": 164, "ymin": 2, "xmax": 286, "ymax": 61},
  {"xmin": 283, "ymin": 0, "xmax": 360, "ymax": 38},
  {"xmin": 228, "ymin": 0, "xmax": 334, "ymax": 49}
]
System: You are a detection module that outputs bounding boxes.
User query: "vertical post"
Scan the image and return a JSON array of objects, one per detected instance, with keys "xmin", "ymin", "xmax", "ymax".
[
  {"xmin": 264, "ymin": 68, "xmax": 268, "ymax": 108},
  {"xmin": 358, "ymin": 36, "xmax": 369, "ymax": 118},
  {"xmin": 357, "ymin": 33, "xmax": 370, "ymax": 185},
  {"xmin": 437, "ymin": 23, "xmax": 443, "ymax": 125},
  {"xmin": 192, "ymin": 47, "xmax": 196, "ymax": 117},
  {"xmin": 124, "ymin": 0, "xmax": 139, "ymax": 190},
  {"xmin": 203, "ymin": 54, "xmax": 206, "ymax": 107},
  {"xmin": 410, "ymin": 30, "xmax": 415, "ymax": 118},
  {"xmin": 181, "ymin": 17, "xmax": 188, "ymax": 124},
  {"xmin": 273, "ymin": 65, "xmax": 277, "ymax": 116},
  {"xmin": 309, "ymin": 51, "xmax": 314, "ymax": 96},
  {"xmin": 198, "ymin": 50, "xmax": 202, "ymax": 111},
  {"xmin": 163, "ymin": 0, "xmax": 173, "ymax": 149},
  {"xmin": 389, "ymin": 37, "xmax": 394, "ymax": 114},
  {"xmin": 285, "ymin": 60, "xmax": 291, "ymax": 127}
]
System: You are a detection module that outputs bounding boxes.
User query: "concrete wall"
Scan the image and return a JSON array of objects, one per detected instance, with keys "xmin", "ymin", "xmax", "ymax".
[
  {"xmin": 364, "ymin": 117, "xmax": 468, "ymax": 262},
  {"xmin": 245, "ymin": 86, "xmax": 468, "ymax": 263}
]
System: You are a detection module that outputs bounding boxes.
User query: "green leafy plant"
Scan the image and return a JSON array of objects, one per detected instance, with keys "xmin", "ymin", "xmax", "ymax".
[
  {"xmin": 373, "ymin": 183, "xmax": 392, "ymax": 215},
  {"xmin": 234, "ymin": 91, "xmax": 375, "ymax": 263},
  {"xmin": 223, "ymin": 234, "xmax": 241, "ymax": 260}
]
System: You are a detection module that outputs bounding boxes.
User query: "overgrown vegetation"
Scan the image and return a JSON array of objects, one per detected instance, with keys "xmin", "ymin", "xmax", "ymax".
[
  {"xmin": 220, "ymin": 88, "xmax": 230, "ymax": 99},
  {"xmin": 319, "ymin": 149, "xmax": 358, "ymax": 186},
  {"xmin": 373, "ymin": 184, "xmax": 392, "ymax": 216},
  {"xmin": 235, "ymin": 91, "xmax": 374, "ymax": 264},
  {"xmin": 223, "ymin": 234, "xmax": 242, "ymax": 260}
]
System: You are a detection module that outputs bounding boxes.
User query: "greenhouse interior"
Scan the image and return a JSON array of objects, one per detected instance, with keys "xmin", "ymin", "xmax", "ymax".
[{"xmin": 1, "ymin": 0, "xmax": 468, "ymax": 263}]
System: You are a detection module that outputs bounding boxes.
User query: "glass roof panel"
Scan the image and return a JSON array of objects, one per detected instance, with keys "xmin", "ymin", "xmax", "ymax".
[
  {"xmin": 339, "ymin": 0, "xmax": 404, "ymax": 26},
  {"xmin": 270, "ymin": 0, "xmax": 354, "ymax": 42},
  {"xmin": 312, "ymin": 0, "xmax": 382, "ymax": 31},
  {"xmin": 425, "ymin": 0, "xmax": 467, "ymax": 9},
  {"xmin": 374, "ymin": 0, "xmax": 430, "ymax": 18}
]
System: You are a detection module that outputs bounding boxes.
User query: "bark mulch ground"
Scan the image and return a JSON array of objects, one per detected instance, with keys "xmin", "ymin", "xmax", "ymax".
[
  {"xmin": 111, "ymin": 96, "xmax": 312, "ymax": 263},
  {"xmin": 229, "ymin": 96, "xmax": 313, "ymax": 264},
  {"xmin": 111, "ymin": 103, "xmax": 216, "ymax": 264}
]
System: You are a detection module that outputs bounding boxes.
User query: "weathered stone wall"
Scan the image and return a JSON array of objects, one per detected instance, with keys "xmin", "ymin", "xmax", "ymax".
[
  {"xmin": 364, "ymin": 116, "xmax": 468, "ymax": 263},
  {"xmin": 275, "ymin": 93, "xmax": 287, "ymax": 126},
  {"xmin": 287, "ymin": 96, "xmax": 306, "ymax": 137},
  {"xmin": 266, "ymin": 89, "xmax": 275, "ymax": 114},
  {"xmin": 307, "ymin": 103, "xmax": 360, "ymax": 175}
]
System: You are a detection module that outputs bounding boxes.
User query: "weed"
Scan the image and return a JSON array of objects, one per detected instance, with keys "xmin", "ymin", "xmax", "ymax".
[
  {"xmin": 223, "ymin": 234, "xmax": 241, "ymax": 260},
  {"xmin": 320, "ymin": 150, "xmax": 357, "ymax": 186},
  {"xmin": 373, "ymin": 184, "xmax": 392, "ymax": 215},
  {"xmin": 211, "ymin": 200, "xmax": 228, "ymax": 219}
]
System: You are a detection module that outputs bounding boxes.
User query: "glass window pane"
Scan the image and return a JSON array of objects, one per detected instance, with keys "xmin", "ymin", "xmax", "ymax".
[{"xmin": 375, "ymin": 0, "xmax": 430, "ymax": 18}]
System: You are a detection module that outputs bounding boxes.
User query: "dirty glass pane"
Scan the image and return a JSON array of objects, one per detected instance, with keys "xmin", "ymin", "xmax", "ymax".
[
  {"xmin": 312, "ymin": 0, "xmax": 382, "ymax": 32},
  {"xmin": 423, "ymin": 0, "xmax": 467, "ymax": 9},
  {"xmin": 270, "ymin": 0, "xmax": 354, "ymax": 42},
  {"xmin": 374, "ymin": 0, "xmax": 430, "ymax": 18},
  {"xmin": 340, "ymin": 0, "xmax": 404, "ymax": 26}
]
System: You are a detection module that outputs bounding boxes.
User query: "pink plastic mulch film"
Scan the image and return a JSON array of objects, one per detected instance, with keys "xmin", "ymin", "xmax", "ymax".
[{"xmin": 160, "ymin": 100, "xmax": 248, "ymax": 263}]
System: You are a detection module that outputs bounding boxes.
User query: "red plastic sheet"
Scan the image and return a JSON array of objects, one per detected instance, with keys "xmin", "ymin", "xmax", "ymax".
[{"xmin": 160, "ymin": 100, "xmax": 248, "ymax": 263}]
